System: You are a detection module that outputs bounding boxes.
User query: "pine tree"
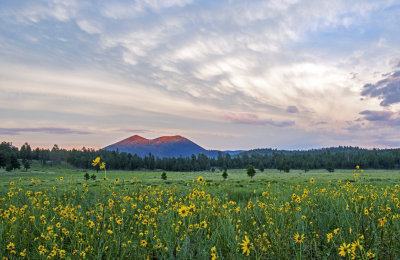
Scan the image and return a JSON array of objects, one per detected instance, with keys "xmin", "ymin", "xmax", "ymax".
[
  {"xmin": 222, "ymin": 169, "xmax": 228, "ymax": 180},
  {"xmin": 247, "ymin": 165, "xmax": 256, "ymax": 179},
  {"xmin": 258, "ymin": 161, "xmax": 264, "ymax": 172},
  {"xmin": 23, "ymin": 159, "xmax": 30, "ymax": 171},
  {"xmin": 10, "ymin": 154, "xmax": 20, "ymax": 170}
]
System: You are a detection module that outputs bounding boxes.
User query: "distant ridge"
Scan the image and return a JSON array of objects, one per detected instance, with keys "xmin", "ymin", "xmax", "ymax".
[{"xmin": 103, "ymin": 135, "xmax": 215, "ymax": 158}]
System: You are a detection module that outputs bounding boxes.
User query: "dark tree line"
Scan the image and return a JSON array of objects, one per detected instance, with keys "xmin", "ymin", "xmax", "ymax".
[{"xmin": 1, "ymin": 141, "xmax": 400, "ymax": 172}]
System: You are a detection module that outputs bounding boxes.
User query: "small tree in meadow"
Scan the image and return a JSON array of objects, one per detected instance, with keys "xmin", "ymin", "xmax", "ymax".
[
  {"xmin": 222, "ymin": 169, "xmax": 228, "ymax": 180},
  {"xmin": 90, "ymin": 174, "xmax": 96, "ymax": 180},
  {"xmin": 283, "ymin": 165, "xmax": 290, "ymax": 173},
  {"xmin": 161, "ymin": 172, "xmax": 167, "ymax": 180},
  {"xmin": 84, "ymin": 172, "xmax": 90, "ymax": 180},
  {"xmin": 247, "ymin": 165, "xmax": 256, "ymax": 179},
  {"xmin": 326, "ymin": 161, "xmax": 334, "ymax": 172},
  {"xmin": 23, "ymin": 159, "xmax": 31, "ymax": 171},
  {"xmin": 301, "ymin": 162, "xmax": 309, "ymax": 173}
]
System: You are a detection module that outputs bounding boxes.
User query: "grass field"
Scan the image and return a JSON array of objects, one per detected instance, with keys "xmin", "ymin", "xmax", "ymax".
[{"xmin": 1, "ymin": 163, "xmax": 400, "ymax": 259}]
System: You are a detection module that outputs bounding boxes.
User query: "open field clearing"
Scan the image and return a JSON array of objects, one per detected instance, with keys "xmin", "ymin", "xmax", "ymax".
[{"xmin": 1, "ymin": 167, "xmax": 400, "ymax": 259}]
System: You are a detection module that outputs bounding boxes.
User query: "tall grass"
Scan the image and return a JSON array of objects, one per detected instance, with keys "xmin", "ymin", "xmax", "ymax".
[{"xmin": 0, "ymin": 172, "xmax": 399, "ymax": 259}]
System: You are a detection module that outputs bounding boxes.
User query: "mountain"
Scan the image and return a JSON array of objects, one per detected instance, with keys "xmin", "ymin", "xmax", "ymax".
[{"xmin": 103, "ymin": 135, "xmax": 212, "ymax": 158}]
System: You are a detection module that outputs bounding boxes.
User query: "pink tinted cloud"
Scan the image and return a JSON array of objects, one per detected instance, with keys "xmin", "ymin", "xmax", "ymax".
[
  {"xmin": 223, "ymin": 113, "xmax": 294, "ymax": 127},
  {"xmin": 286, "ymin": 106, "xmax": 299, "ymax": 113},
  {"xmin": 0, "ymin": 127, "xmax": 91, "ymax": 135}
]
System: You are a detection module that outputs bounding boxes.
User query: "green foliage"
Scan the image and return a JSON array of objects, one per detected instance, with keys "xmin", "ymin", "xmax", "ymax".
[
  {"xmin": 20, "ymin": 142, "xmax": 32, "ymax": 160},
  {"xmin": 90, "ymin": 174, "xmax": 96, "ymax": 180},
  {"xmin": 1, "ymin": 172, "xmax": 400, "ymax": 259},
  {"xmin": 2, "ymin": 140, "xmax": 400, "ymax": 172},
  {"xmin": 161, "ymin": 172, "xmax": 167, "ymax": 180},
  {"xmin": 283, "ymin": 165, "xmax": 290, "ymax": 173},
  {"xmin": 0, "ymin": 152, "xmax": 6, "ymax": 168},
  {"xmin": 5, "ymin": 164, "xmax": 13, "ymax": 172},
  {"xmin": 258, "ymin": 162, "xmax": 264, "ymax": 172},
  {"xmin": 222, "ymin": 169, "xmax": 228, "ymax": 180},
  {"xmin": 326, "ymin": 161, "xmax": 334, "ymax": 172},
  {"xmin": 247, "ymin": 165, "xmax": 256, "ymax": 179},
  {"xmin": 10, "ymin": 154, "xmax": 20, "ymax": 170},
  {"xmin": 84, "ymin": 172, "xmax": 90, "ymax": 180},
  {"xmin": 301, "ymin": 161, "xmax": 309, "ymax": 172},
  {"xmin": 23, "ymin": 159, "xmax": 30, "ymax": 171}
]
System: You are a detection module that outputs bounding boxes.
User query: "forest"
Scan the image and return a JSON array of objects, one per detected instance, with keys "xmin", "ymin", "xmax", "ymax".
[{"xmin": 1, "ymin": 141, "xmax": 399, "ymax": 172}]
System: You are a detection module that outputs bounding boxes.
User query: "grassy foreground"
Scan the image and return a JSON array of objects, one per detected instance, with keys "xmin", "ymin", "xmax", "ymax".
[{"xmin": 1, "ymin": 167, "xmax": 400, "ymax": 259}]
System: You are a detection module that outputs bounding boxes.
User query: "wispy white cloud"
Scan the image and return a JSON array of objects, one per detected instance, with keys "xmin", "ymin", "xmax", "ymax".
[
  {"xmin": 223, "ymin": 113, "xmax": 295, "ymax": 127},
  {"xmin": 0, "ymin": 127, "xmax": 91, "ymax": 136}
]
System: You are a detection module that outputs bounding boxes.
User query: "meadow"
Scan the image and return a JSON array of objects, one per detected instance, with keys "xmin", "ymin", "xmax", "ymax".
[{"xmin": 1, "ymin": 162, "xmax": 400, "ymax": 259}]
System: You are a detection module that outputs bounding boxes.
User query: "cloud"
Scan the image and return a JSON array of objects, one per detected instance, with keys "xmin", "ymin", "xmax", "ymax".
[
  {"xmin": 0, "ymin": 127, "xmax": 91, "ymax": 135},
  {"xmin": 1, "ymin": 0, "xmax": 400, "ymax": 149},
  {"xmin": 100, "ymin": 0, "xmax": 194, "ymax": 19},
  {"xmin": 310, "ymin": 121, "xmax": 328, "ymax": 126},
  {"xmin": 116, "ymin": 128, "xmax": 151, "ymax": 134},
  {"xmin": 359, "ymin": 110, "xmax": 400, "ymax": 127},
  {"xmin": 9, "ymin": 0, "xmax": 80, "ymax": 24},
  {"xmin": 359, "ymin": 110, "xmax": 394, "ymax": 121},
  {"xmin": 223, "ymin": 113, "xmax": 295, "ymax": 127},
  {"xmin": 361, "ymin": 70, "xmax": 400, "ymax": 106},
  {"xmin": 76, "ymin": 19, "xmax": 101, "ymax": 34},
  {"xmin": 286, "ymin": 106, "xmax": 299, "ymax": 113},
  {"xmin": 345, "ymin": 124, "xmax": 362, "ymax": 132}
]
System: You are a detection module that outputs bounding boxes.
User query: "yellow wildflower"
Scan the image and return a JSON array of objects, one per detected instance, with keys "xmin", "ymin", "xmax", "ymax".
[
  {"xmin": 92, "ymin": 157, "xmax": 100, "ymax": 166},
  {"xmin": 338, "ymin": 243, "xmax": 350, "ymax": 257},
  {"xmin": 327, "ymin": 233, "xmax": 333, "ymax": 243},
  {"xmin": 239, "ymin": 236, "xmax": 251, "ymax": 256},
  {"xmin": 378, "ymin": 217, "xmax": 387, "ymax": 227},
  {"xmin": 178, "ymin": 206, "xmax": 189, "ymax": 217},
  {"xmin": 100, "ymin": 162, "xmax": 106, "ymax": 170},
  {"xmin": 293, "ymin": 232, "xmax": 305, "ymax": 243},
  {"xmin": 6, "ymin": 242, "xmax": 15, "ymax": 250}
]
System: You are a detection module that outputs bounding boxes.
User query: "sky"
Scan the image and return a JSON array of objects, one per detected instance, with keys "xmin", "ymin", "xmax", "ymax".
[{"xmin": 1, "ymin": 0, "xmax": 400, "ymax": 151}]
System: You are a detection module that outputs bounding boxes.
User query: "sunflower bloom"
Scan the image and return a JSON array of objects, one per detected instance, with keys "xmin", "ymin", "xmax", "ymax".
[
  {"xmin": 92, "ymin": 157, "xmax": 100, "ymax": 166},
  {"xmin": 367, "ymin": 251, "xmax": 375, "ymax": 259},
  {"xmin": 338, "ymin": 243, "xmax": 350, "ymax": 257},
  {"xmin": 200, "ymin": 220, "xmax": 207, "ymax": 229},
  {"xmin": 378, "ymin": 217, "xmax": 387, "ymax": 227},
  {"xmin": 6, "ymin": 242, "xmax": 15, "ymax": 250},
  {"xmin": 327, "ymin": 233, "xmax": 333, "ymax": 243},
  {"xmin": 293, "ymin": 232, "xmax": 305, "ymax": 243},
  {"xmin": 239, "ymin": 236, "xmax": 251, "ymax": 256},
  {"xmin": 178, "ymin": 206, "xmax": 189, "ymax": 217},
  {"xmin": 100, "ymin": 162, "xmax": 106, "ymax": 170}
]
